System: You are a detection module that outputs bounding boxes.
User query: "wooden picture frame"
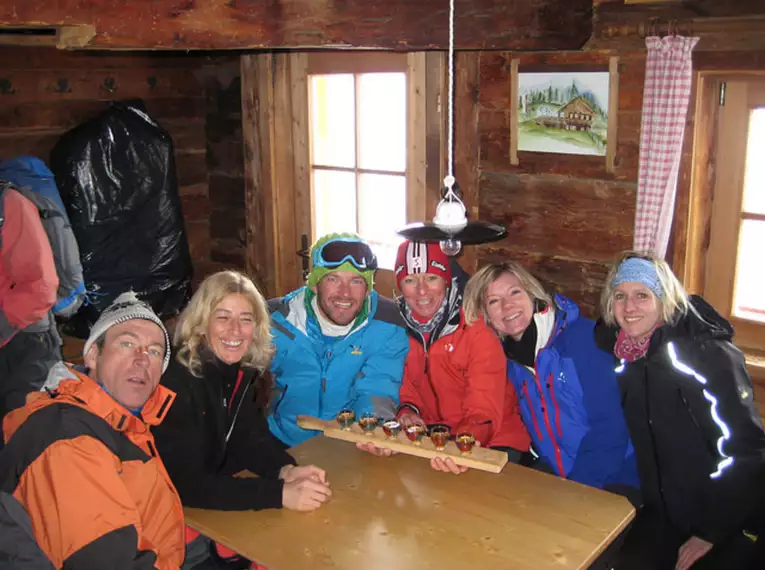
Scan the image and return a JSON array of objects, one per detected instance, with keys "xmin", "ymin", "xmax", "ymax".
[{"xmin": 510, "ymin": 56, "xmax": 620, "ymax": 173}]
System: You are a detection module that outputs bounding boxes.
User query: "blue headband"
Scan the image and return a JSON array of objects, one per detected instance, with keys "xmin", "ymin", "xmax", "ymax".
[{"xmin": 613, "ymin": 258, "xmax": 663, "ymax": 299}]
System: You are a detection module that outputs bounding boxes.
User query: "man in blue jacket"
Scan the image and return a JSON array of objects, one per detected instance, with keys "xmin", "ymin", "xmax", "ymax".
[{"xmin": 268, "ymin": 233, "xmax": 409, "ymax": 447}]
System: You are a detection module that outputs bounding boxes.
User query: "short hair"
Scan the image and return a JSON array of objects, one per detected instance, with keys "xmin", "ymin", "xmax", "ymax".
[
  {"xmin": 174, "ymin": 271, "xmax": 274, "ymax": 377},
  {"xmin": 464, "ymin": 261, "xmax": 553, "ymax": 326},
  {"xmin": 600, "ymin": 251, "xmax": 690, "ymax": 327}
]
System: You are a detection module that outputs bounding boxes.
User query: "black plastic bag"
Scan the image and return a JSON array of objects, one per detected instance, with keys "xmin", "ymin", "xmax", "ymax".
[{"xmin": 50, "ymin": 100, "xmax": 192, "ymax": 338}]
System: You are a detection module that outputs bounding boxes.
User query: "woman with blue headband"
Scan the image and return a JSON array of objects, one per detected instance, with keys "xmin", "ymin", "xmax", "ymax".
[{"xmin": 596, "ymin": 252, "xmax": 765, "ymax": 570}]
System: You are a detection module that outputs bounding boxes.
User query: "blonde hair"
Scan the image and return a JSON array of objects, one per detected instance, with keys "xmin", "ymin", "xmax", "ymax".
[
  {"xmin": 174, "ymin": 270, "xmax": 274, "ymax": 377},
  {"xmin": 464, "ymin": 262, "xmax": 553, "ymax": 326},
  {"xmin": 600, "ymin": 251, "xmax": 690, "ymax": 327}
]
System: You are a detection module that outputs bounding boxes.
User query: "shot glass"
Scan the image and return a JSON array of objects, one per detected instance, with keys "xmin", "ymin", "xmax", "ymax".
[
  {"xmin": 430, "ymin": 425, "xmax": 450, "ymax": 450},
  {"xmin": 405, "ymin": 424, "xmax": 426, "ymax": 444},
  {"xmin": 382, "ymin": 419, "xmax": 402, "ymax": 439},
  {"xmin": 359, "ymin": 413, "xmax": 379, "ymax": 434},
  {"xmin": 456, "ymin": 432, "xmax": 476, "ymax": 454},
  {"xmin": 336, "ymin": 408, "xmax": 355, "ymax": 431}
]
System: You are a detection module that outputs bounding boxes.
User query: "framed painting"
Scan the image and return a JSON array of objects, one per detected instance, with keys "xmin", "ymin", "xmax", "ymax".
[{"xmin": 509, "ymin": 57, "xmax": 620, "ymax": 172}]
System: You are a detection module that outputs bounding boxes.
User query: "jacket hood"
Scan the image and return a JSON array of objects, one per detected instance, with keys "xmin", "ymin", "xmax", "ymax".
[
  {"xmin": 651, "ymin": 295, "xmax": 733, "ymax": 347},
  {"xmin": 548, "ymin": 294, "xmax": 580, "ymax": 341}
]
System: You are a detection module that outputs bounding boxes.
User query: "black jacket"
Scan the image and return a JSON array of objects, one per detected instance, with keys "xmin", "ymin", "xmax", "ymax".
[
  {"xmin": 153, "ymin": 353, "xmax": 296, "ymax": 511},
  {"xmin": 595, "ymin": 296, "xmax": 765, "ymax": 542}
]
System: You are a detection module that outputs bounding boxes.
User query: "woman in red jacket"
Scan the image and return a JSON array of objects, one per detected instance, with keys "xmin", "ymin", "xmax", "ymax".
[{"xmin": 360, "ymin": 241, "xmax": 530, "ymax": 474}]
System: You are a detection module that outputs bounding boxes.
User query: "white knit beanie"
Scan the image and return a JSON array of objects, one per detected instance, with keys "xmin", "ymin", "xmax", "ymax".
[{"xmin": 82, "ymin": 291, "xmax": 171, "ymax": 372}]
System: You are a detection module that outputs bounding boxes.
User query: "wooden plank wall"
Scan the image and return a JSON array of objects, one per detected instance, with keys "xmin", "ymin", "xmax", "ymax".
[
  {"xmin": 202, "ymin": 59, "xmax": 247, "ymax": 283},
  {"xmin": 459, "ymin": 3, "xmax": 765, "ymax": 320},
  {"xmin": 0, "ymin": 47, "xmax": 243, "ymax": 285},
  {"xmin": 463, "ymin": 49, "xmax": 644, "ymax": 317}
]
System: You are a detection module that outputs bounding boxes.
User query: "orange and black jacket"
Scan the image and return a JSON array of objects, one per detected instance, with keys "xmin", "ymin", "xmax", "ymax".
[{"xmin": 0, "ymin": 368, "xmax": 185, "ymax": 569}]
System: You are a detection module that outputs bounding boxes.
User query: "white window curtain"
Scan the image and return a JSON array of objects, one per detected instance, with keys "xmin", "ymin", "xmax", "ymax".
[{"xmin": 633, "ymin": 35, "xmax": 699, "ymax": 258}]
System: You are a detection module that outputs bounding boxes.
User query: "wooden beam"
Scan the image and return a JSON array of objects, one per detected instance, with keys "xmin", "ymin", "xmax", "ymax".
[
  {"xmin": 589, "ymin": 1, "xmax": 765, "ymax": 52},
  {"xmin": 0, "ymin": 0, "xmax": 592, "ymax": 51},
  {"xmin": 0, "ymin": 24, "xmax": 95, "ymax": 48},
  {"xmin": 453, "ymin": 51, "xmax": 481, "ymax": 274},
  {"xmin": 406, "ymin": 52, "xmax": 428, "ymax": 226},
  {"xmin": 241, "ymin": 53, "xmax": 278, "ymax": 297}
]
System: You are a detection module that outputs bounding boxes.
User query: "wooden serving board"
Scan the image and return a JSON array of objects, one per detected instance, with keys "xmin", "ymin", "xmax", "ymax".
[{"xmin": 297, "ymin": 415, "xmax": 508, "ymax": 473}]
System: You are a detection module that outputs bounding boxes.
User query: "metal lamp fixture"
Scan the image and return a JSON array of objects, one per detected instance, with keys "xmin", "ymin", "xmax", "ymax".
[{"xmin": 396, "ymin": 0, "xmax": 507, "ymax": 256}]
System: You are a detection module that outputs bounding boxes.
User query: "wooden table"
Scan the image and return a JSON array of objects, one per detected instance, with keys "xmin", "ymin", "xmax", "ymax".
[{"xmin": 185, "ymin": 437, "xmax": 635, "ymax": 570}]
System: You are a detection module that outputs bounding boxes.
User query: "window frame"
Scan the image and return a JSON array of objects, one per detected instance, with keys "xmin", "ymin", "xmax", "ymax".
[
  {"xmin": 306, "ymin": 53, "xmax": 409, "ymax": 271},
  {"xmin": 241, "ymin": 51, "xmax": 444, "ymax": 298},
  {"xmin": 682, "ymin": 73, "xmax": 765, "ymax": 354}
]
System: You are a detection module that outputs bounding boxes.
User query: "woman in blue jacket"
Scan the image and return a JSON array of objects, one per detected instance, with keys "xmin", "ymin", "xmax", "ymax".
[{"xmin": 463, "ymin": 261, "xmax": 639, "ymax": 493}]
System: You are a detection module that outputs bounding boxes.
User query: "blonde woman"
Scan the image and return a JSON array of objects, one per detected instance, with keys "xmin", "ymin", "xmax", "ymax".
[
  {"xmin": 463, "ymin": 262, "xmax": 638, "ymax": 493},
  {"xmin": 152, "ymin": 271, "xmax": 331, "ymax": 569},
  {"xmin": 596, "ymin": 253, "xmax": 765, "ymax": 570}
]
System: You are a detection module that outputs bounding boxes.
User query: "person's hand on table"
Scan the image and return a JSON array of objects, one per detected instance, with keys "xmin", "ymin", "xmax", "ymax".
[
  {"xmin": 430, "ymin": 440, "xmax": 479, "ymax": 474},
  {"xmin": 356, "ymin": 441, "xmax": 396, "ymax": 456},
  {"xmin": 279, "ymin": 464, "xmax": 327, "ymax": 484},
  {"xmin": 282, "ymin": 476, "xmax": 332, "ymax": 511},
  {"xmin": 430, "ymin": 456, "xmax": 468, "ymax": 474}
]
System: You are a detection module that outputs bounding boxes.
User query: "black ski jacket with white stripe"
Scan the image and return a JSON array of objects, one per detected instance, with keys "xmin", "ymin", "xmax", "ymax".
[{"xmin": 595, "ymin": 296, "xmax": 765, "ymax": 543}]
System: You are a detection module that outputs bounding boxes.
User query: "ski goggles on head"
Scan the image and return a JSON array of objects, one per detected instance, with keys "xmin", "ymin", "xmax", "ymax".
[{"xmin": 312, "ymin": 238, "xmax": 378, "ymax": 272}]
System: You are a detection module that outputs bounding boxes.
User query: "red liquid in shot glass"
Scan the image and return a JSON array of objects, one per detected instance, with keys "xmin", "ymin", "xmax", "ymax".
[
  {"xmin": 430, "ymin": 427, "xmax": 449, "ymax": 450},
  {"xmin": 382, "ymin": 420, "xmax": 401, "ymax": 438},
  {"xmin": 406, "ymin": 425, "xmax": 425, "ymax": 443},
  {"xmin": 456, "ymin": 433, "xmax": 476, "ymax": 453}
]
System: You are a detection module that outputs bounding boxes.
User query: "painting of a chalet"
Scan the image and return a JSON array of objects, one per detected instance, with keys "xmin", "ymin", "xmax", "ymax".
[{"xmin": 518, "ymin": 71, "xmax": 610, "ymax": 156}]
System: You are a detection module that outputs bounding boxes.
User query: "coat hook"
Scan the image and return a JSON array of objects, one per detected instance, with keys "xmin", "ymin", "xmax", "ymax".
[
  {"xmin": 103, "ymin": 77, "xmax": 117, "ymax": 93},
  {"xmin": 54, "ymin": 78, "xmax": 72, "ymax": 94},
  {"xmin": 0, "ymin": 78, "xmax": 15, "ymax": 95}
]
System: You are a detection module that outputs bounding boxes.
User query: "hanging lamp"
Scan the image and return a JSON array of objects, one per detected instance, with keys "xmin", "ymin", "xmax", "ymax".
[{"xmin": 396, "ymin": 0, "xmax": 507, "ymax": 256}]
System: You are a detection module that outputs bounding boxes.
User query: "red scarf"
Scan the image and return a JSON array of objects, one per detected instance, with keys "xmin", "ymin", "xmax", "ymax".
[{"xmin": 614, "ymin": 323, "xmax": 662, "ymax": 363}]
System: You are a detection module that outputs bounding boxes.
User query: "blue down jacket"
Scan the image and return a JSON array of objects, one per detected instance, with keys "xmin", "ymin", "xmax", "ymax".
[{"xmin": 507, "ymin": 295, "xmax": 639, "ymax": 490}]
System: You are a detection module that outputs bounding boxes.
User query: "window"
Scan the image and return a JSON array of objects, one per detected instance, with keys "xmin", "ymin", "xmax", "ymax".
[
  {"xmin": 309, "ymin": 68, "xmax": 407, "ymax": 269},
  {"xmin": 699, "ymin": 78, "xmax": 765, "ymax": 351},
  {"xmin": 732, "ymin": 108, "xmax": 765, "ymax": 324},
  {"xmin": 241, "ymin": 52, "xmax": 440, "ymax": 297}
]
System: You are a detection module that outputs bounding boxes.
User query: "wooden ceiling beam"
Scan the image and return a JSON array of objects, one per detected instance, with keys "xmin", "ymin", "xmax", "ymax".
[
  {"xmin": 0, "ymin": 0, "xmax": 592, "ymax": 51},
  {"xmin": 588, "ymin": 1, "xmax": 765, "ymax": 51}
]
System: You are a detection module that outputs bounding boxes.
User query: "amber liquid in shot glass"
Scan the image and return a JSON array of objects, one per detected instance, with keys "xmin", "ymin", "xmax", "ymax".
[
  {"xmin": 336, "ymin": 409, "xmax": 355, "ymax": 430},
  {"xmin": 430, "ymin": 426, "xmax": 450, "ymax": 450},
  {"xmin": 405, "ymin": 424, "xmax": 426, "ymax": 444},
  {"xmin": 382, "ymin": 419, "xmax": 401, "ymax": 439},
  {"xmin": 456, "ymin": 433, "xmax": 476, "ymax": 454},
  {"xmin": 359, "ymin": 413, "xmax": 378, "ymax": 434}
]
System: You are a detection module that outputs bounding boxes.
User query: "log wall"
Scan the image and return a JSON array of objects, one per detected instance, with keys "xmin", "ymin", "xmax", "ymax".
[{"xmin": 0, "ymin": 47, "xmax": 245, "ymax": 286}]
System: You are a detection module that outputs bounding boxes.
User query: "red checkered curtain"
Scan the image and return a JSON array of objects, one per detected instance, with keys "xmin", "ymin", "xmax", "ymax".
[{"xmin": 633, "ymin": 35, "xmax": 699, "ymax": 257}]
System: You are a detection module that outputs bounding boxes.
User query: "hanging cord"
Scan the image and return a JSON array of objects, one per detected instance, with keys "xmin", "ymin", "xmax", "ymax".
[{"xmin": 443, "ymin": 0, "xmax": 456, "ymax": 199}]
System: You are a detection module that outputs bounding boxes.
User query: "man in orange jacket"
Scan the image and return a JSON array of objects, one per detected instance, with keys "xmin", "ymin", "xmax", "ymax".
[{"xmin": 0, "ymin": 292, "xmax": 185, "ymax": 569}]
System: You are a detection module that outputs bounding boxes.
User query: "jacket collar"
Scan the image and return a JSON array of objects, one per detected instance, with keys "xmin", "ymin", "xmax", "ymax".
[
  {"xmin": 282, "ymin": 286, "xmax": 378, "ymax": 340},
  {"xmin": 39, "ymin": 367, "xmax": 175, "ymax": 433}
]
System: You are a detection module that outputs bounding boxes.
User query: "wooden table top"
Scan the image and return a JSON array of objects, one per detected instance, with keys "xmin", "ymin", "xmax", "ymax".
[{"xmin": 184, "ymin": 436, "xmax": 635, "ymax": 570}]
